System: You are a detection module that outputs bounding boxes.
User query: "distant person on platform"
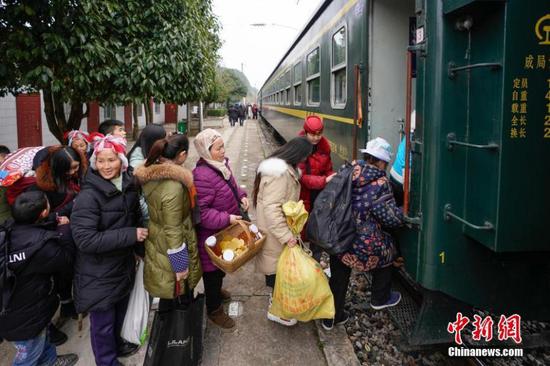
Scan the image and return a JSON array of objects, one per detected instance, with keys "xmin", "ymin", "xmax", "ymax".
[
  {"xmin": 252, "ymin": 104, "xmax": 258, "ymax": 119},
  {"xmin": 228, "ymin": 105, "xmax": 238, "ymax": 127},
  {"xmin": 238, "ymin": 104, "xmax": 246, "ymax": 126}
]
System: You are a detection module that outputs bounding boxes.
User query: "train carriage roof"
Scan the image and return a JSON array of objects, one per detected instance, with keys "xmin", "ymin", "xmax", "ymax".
[{"xmin": 260, "ymin": 0, "xmax": 332, "ymax": 91}]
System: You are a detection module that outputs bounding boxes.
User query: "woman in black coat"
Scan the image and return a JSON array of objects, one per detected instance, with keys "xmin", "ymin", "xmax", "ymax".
[{"xmin": 71, "ymin": 136, "xmax": 149, "ymax": 366}]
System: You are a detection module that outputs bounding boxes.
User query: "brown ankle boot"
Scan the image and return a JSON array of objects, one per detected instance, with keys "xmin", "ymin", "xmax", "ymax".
[
  {"xmin": 208, "ymin": 306, "xmax": 235, "ymax": 329},
  {"xmin": 220, "ymin": 288, "xmax": 231, "ymax": 302}
]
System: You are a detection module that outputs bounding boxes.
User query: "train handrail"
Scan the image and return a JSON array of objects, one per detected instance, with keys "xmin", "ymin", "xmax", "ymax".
[
  {"xmin": 448, "ymin": 62, "xmax": 502, "ymax": 79},
  {"xmin": 446, "ymin": 133, "xmax": 499, "ymax": 151},
  {"xmin": 443, "ymin": 204, "xmax": 494, "ymax": 231}
]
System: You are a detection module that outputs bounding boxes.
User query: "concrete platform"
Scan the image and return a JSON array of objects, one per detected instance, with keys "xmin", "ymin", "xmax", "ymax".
[{"xmin": 0, "ymin": 118, "xmax": 357, "ymax": 366}]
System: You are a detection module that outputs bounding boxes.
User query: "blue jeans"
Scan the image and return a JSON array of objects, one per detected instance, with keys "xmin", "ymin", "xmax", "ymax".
[{"xmin": 12, "ymin": 328, "xmax": 57, "ymax": 366}]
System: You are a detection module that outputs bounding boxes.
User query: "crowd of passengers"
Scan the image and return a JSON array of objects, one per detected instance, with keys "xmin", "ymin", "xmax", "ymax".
[{"xmin": 0, "ymin": 115, "xmax": 407, "ymax": 366}]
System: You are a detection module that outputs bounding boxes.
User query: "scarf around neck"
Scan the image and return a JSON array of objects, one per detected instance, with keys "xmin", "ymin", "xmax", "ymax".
[{"xmin": 194, "ymin": 128, "xmax": 231, "ymax": 180}]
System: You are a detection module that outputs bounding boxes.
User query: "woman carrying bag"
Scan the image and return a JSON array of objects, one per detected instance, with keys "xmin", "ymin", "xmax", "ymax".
[
  {"xmin": 252, "ymin": 137, "xmax": 313, "ymax": 326},
  {"xmin": 193, "ymin": 128, "xmax": 248, "ymax": 329},
  {"xmin": 71, "ymin": 136, "xmax": 148, "ymax": 366},
  {"xmin": 134, "ymin": 134, "xmax": 202, "ymax": 309},
  {"xmin": 135, "ymin": 135, "xmax": 204, "ymax": 366}
]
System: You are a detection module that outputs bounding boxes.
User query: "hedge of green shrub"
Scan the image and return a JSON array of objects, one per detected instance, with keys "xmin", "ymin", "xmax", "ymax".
[{"xmin": 206, "ymin": 108, "xmax": 227, "ymax": 117}]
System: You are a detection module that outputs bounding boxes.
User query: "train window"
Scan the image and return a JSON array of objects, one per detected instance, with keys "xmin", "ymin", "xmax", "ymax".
[
  {"xmin": 307, "ymin": 48, "xmax": 320, "ymax": 75},
  {"xmin": 286, "ymin": 87, "xmax": 291, "ymax": 105},
  {"xmin": 331, "ymin": 26, "xmax": 347, "ymax": 108},
  {"xmin": 294, "ymin": 84, "xmax": 302, "ymax": 105},
  {"xmin": 307, "ymin": 47, "xmax": 321, "ymax": 106},
  {"xmin": 294, "ymin": 62, "xmax": 302, "ymax": 105}
]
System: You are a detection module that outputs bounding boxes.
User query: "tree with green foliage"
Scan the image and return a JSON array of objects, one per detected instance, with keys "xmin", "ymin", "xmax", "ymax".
[
  {"xmin": 221, "ymin": 68, "xmax": 248, "ymax": 105},
  {"xmin": 0, "ymin": 0, "xmax": 220, "ymax": 142}
]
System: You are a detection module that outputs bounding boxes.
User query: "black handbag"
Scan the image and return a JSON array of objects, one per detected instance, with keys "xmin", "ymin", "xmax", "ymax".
[{"xmin": 143, "ymin": 282, "xmax": 205, "ymax": 366}]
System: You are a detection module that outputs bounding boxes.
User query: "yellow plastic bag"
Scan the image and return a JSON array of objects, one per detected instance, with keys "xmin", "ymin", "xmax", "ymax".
[
  {"xmin": 282, "ymin": 200, "xmax": 308, "ymax": 235},
  {"xmin": 270, "ymin": 245, "xmax": 335, "ymax": 322}
]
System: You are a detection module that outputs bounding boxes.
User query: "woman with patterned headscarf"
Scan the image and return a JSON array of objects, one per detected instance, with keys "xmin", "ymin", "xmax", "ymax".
[{"xmin": 71, "ymin": 136, "xmax": 149, "ymax": 365}]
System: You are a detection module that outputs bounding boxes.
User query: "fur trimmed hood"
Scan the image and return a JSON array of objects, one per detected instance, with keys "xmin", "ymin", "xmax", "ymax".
[
  {"xmin": 35, "ymin": 145, "xmax": 88, "ymax": 192},
  {"xmin": 134, "ymin": 163, "xmax": 193, "ymax": 189},
  {"xmin": 257, "ymin": 157, "xmax": 300, "ymax": 179}
]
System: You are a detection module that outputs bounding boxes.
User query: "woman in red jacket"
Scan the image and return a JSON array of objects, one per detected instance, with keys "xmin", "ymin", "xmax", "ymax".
[{"xmin": 298, "ymin": 115, "xmax": 336, "ymax": 261}]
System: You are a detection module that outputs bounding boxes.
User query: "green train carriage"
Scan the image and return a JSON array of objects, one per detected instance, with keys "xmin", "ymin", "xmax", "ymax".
[{"xmin": 260, "ymin": 0, "xmax": 550, "ymax": 345}]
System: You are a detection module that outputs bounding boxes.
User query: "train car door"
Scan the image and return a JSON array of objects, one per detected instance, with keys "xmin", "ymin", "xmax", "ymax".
[{"xmin": 367, "ymin": 0, "xmax": 416, "ymax": 152}]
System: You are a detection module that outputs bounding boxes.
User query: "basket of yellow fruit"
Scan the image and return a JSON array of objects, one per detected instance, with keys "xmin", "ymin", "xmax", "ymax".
[{"xmin": 205, "ymin": 220, "xmax": 266, "ymax": 273}]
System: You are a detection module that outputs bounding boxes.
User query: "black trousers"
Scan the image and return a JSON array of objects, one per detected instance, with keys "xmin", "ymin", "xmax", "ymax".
[
  {"xmin": 308, "ymin": 242, "xmax": 323, "ymax": 262},
  {"xmin": 54, "ymin": 270, "xmax": 74, "ymax": 302},
  {"xmin": 329, "ymin": 255, "xmax": 393, "ymax": 320},
  {"xmin": 202, "ymin": 270, "xmax": 225, "ymax": 314},
  {"xmin": 389, "ymin": 176, "xmax": 404, "ymax": 208},
  {"xmin": 265, "ymin": 274, "xmax": 276, "ymax": 289}
]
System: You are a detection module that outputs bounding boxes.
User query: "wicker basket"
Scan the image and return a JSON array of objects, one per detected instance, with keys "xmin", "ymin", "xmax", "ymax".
[{"xmin": 205, "ymin": 220, "xmax": 266, "ymax": 273}]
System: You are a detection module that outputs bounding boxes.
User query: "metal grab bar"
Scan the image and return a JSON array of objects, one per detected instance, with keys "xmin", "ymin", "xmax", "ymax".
[
  {"xmin": 446, "ymin": 133, "xmax": 499, "ymax": 151},
  {"xmin": 443, "ymin": 204, "xmax": 494, "ymax": 231},
  {"xmin": 448, "ymin": 62, "xmax": 501, "ymax": 79}
]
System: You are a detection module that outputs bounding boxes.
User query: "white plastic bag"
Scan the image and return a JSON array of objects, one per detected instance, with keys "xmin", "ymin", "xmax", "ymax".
[{"xmin": 121, "ymin": 260, "xmax": 150, "ymax": 345}]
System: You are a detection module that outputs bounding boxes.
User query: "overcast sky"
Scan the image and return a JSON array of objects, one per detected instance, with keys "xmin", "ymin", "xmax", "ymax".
[{"xmin": 213, "ymin": 0, "xmax": 322, "ymax": 89}]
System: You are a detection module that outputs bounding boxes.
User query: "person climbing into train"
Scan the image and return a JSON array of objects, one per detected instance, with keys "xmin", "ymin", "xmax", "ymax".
[
  {"xmin": 323, "ymin": 137, "xmax": 403, "ymax": 331},
  {"xmin": 297, "ymin": 115, "xmax": 336, "ymax": 263},
  {"xmin": 389, "ymin": 110, "xmax": 415, "ymax": 207},
  {"xmin": 253, "ymin": 137, "xmax": 313, "ymax": 326}
]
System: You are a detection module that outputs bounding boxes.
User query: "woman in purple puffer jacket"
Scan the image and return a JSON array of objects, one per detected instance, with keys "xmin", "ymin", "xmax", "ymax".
[{"xmin": 193, "ymin": 129, "xmax": 248, "ymax": 329}]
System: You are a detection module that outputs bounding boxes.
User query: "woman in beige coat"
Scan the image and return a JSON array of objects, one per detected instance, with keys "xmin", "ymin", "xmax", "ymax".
[{"xmin": 253, "ymin": 137, "xmax": 313, "ymax": 326}]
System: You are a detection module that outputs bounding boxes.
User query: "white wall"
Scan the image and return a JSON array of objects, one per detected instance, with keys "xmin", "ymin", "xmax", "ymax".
[
  {"xmin": 0, "ymin": 97, "xmax": 181, "ymax": 151},
  {"xmin": 0, "ymin": 94, "xmax": 19, "ymax": 151},
  {"xmin": 177, "ymin": 104, "xmax": 188, "ymax": 121}
]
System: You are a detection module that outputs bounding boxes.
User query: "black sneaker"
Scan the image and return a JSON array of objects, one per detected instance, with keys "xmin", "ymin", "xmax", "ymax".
[
  {"xmin": 117, "ymin": 341, "xmax": 139, "ymax": 358},
  {"xmin": 54, "ymin": 353, "xmax": 78, "ymax": 366},
  {"xmin": 48, "ymin": 324, "xmax": 68, "ymax": 346},
  {"xmin": 370, "ymin": 291, "xmax": 402, "ymax": 310},
  {"xmin": 321, "ymin": 319, "xmax": 334, "ymax": 331}
]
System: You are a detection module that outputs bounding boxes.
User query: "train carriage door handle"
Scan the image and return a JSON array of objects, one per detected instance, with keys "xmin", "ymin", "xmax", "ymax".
[
  {"xmin": 448, "ymin": 62, "xmax": 502, "ymax": 79},
  {"xmin": 443, "ymin": 204, "xmax": 494, "ymax": 231},
  {"xmin": 446, "ymin": 133, "xmax": 499, "ymax": 151}
]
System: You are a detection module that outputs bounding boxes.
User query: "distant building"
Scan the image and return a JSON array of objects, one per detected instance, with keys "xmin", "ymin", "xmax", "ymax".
[{"xmin": 0, "ymin": 93, "xmax": 187, "ymax": 149}]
